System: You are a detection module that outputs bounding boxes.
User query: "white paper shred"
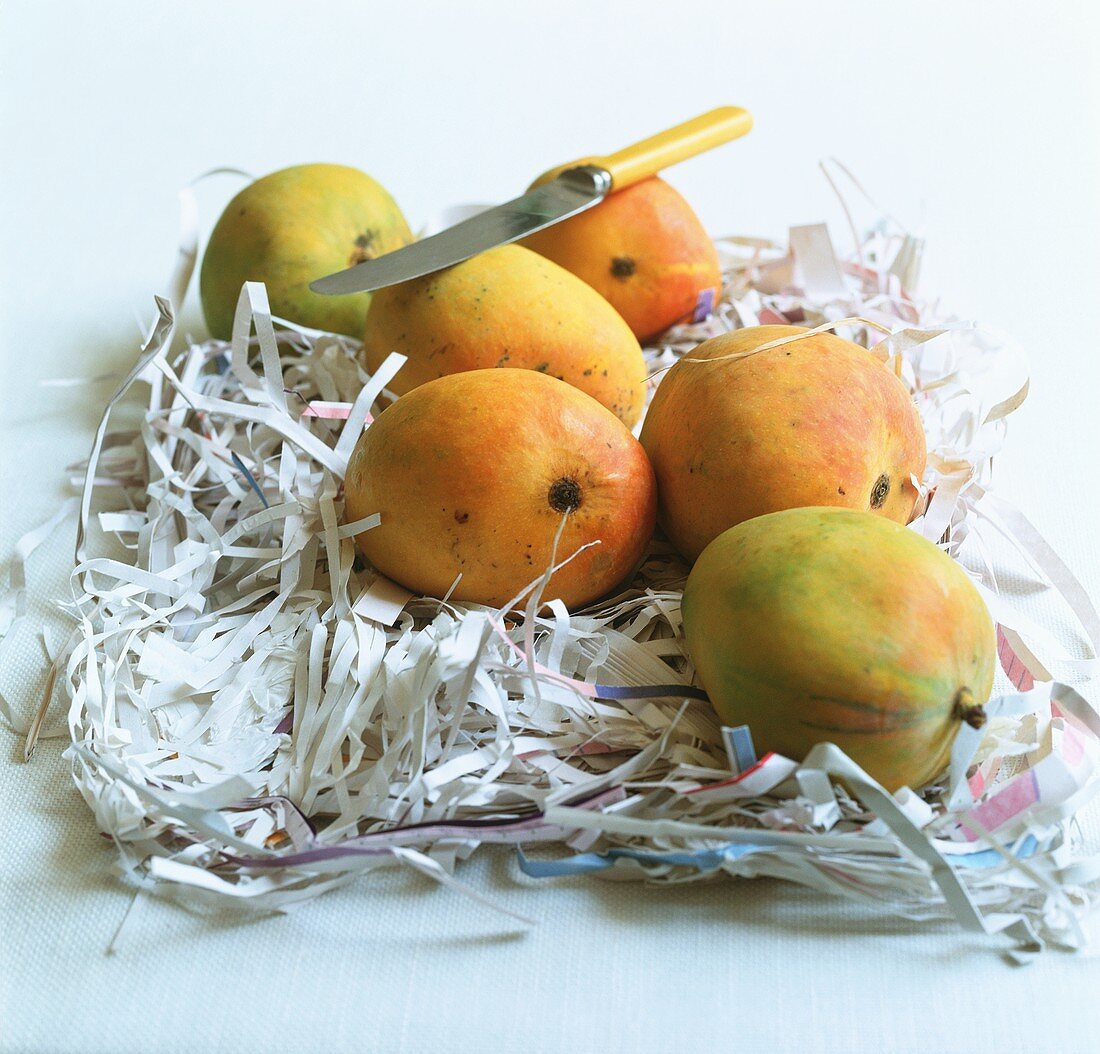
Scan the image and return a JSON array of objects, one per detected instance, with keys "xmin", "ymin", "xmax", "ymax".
[{"xmin": 4, "ymin": 174, "xmax": 1100, "ymax": 958}]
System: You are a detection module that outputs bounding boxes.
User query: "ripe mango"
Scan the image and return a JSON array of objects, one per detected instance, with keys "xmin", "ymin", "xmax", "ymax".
[
  {"xmin": 682, "ymin": 507, "xmax": 995, "ymax": 791},
  {"xmin": 200, "ymin": 164, "xmax": 413, "ymax": 339},
  {"xmin": 344, "ymin": 369, "xmax": 657, "ymax": 609},
  {"xmin": 640, "ymin": 325, "xmax": 926, "ymax": 562},
  {"xmin": 361, "ymin": 244, "xmax": 647, "ymax": 427},
  {"xmin": 523, "ymin": 177, "xmax": 722, "ymax": 342}
]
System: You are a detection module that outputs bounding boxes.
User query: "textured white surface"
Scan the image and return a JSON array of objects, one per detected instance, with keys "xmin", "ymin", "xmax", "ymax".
[{"xmin": 3, "ymin": 1, "xmax": 1100, "ymax": 1051}]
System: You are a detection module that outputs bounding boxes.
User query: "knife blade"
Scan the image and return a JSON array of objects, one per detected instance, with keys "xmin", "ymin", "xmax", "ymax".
[
  {"xmin": 310, "ymin": 105, "xmax": 753, "ymax": 296},
  {"xmin": 309, "ymin": 166, "xmax": 610, "ymax": 296}
]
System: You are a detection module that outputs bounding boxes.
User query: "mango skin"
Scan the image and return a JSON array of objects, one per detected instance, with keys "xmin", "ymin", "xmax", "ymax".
[
  {"xmin": 200, "ymin": 164, "xmax": 413, "ymax": 340},
  {"xmin": 682, "ymin": 507, "xmax": 996, "ymax": 791},
  {"xmin": 640, "ymin": 325, "xmax": 927, "ymax": 563},
  {"xmin": 523, "ymin": 177, "xmax": 722, "ymax": 343},
  {"xmin": 344, "ymin": 369, "xmax": 657, "ymax": 609},
  {"xmin": 361, "ymin": 244, "xmax": 647, "ymax": 427}
]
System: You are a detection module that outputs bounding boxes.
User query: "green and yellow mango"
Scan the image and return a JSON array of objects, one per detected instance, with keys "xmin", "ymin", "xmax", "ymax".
[
  {"xmin": 200, "ymin": 163, "xmax": 413, "ymax": 339},
  {"xmin": 682, "ymin": 507, "xmax": 995, "ymax": 791}
]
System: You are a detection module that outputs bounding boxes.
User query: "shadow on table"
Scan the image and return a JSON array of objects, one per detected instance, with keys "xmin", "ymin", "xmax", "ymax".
[
  {"xmin": 5, "ymin": 740, "xmax": 1007, "ymax": 969},
  {"xmin": 6, "ymin": 306, "xmax": 209, "ymax": 433}
]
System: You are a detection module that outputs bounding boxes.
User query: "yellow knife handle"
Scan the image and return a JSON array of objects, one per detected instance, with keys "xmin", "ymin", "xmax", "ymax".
[{"xmin": 533, "ymin": 106, "xmax": 753, "ymax": 190}]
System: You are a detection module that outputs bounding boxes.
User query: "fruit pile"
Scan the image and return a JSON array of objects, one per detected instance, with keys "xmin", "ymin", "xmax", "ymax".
[
  {"xmin": 55, "ymin": 158, "xmax": 1097, "ymax": 944},
  {"xmin": 198, "ymin": 162, "xmax": 995, "ymax": 794}
]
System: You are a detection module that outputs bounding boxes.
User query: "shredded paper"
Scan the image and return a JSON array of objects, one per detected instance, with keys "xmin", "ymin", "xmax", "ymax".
[{"xmin": 5, "ymin": 167, "xmax": 1100, "ymax": 959}]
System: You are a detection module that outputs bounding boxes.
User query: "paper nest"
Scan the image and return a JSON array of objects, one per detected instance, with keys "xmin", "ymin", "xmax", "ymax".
[{"xmin": 11, "ymin": 176, "xmax": 1100, "ymax": 958}]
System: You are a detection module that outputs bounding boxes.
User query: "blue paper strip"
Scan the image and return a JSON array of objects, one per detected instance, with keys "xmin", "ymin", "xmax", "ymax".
[
  {"xmin": 947, "ymin": 834, "xmax": 1040, "ymax": 869},
  {"xmin": 518, "ymin": 835, "xmax": 1042, "ymax": 878},
  {"xmin": 516, "ymin": 841, "xmax": 768, "ymax": 878},
  {"xmin": 230, "ymin": 451, "xmax": 270, "ymax": 509},
  {"xmin": 722, "ymin": 724, "xmax": 757, "ymax": 774}
]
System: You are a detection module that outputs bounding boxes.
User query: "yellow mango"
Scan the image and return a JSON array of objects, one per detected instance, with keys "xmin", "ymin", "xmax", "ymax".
[{"xmin": 361, "ymin": 244, "xmax": 647, "ymax": 427}]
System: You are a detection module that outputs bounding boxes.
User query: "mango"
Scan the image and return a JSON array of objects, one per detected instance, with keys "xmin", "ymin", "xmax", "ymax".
[
  {"xmin": 683, "ymin": 507, "xmax": 995, "ymax": 791},
  {"xmin": 361, "ymin": 244, "xmax": 647, "ymax": 427},
  {"xmin": 640, "ymin": 325, "xmax": 926, "ymax": 563},
  {"xmin": 523, "ymin": 177, "xmax": 722, "ymax": 342},
  {"xmin": 200, "ymin": 164, "xmax": 413, "ymax": 339},
  {"xmin": 344, "ymin": 369, "xmax": 656, "ymax": 609}
]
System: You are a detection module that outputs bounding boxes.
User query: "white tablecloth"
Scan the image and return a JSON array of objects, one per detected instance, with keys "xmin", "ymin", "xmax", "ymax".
[{"xmin": 4, "ymin": 2, "xmax": 1100, "ymax": 1050}]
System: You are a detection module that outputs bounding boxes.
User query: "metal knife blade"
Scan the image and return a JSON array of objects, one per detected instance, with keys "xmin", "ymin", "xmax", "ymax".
[{"xmin": 310, "ymin": 166, "xmax": 611, "ymax": 296}]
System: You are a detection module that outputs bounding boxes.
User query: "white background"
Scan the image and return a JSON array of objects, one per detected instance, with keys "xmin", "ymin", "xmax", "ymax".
[{"xmin": 2, "ymin": 2, "xmax": 1100, "ymax": 1051}]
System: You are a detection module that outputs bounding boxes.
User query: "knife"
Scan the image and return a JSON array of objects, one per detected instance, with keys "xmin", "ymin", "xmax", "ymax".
[{"xmin": 310, "ymin": 105, "xmax": 753, "ymax": 296}]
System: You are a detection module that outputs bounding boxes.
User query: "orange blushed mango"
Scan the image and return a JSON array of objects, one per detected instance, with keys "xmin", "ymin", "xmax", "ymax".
[
  {"xmin": 640, "ymin": 325, "xmax": 927, "ymax": 563},
  {"xmin": 344, "ymin": 369, "xmax": 657, "ymax": 609},
  {"xmin": 522, "ymin": 176, "xmax": 721, "ymax": 343}
]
